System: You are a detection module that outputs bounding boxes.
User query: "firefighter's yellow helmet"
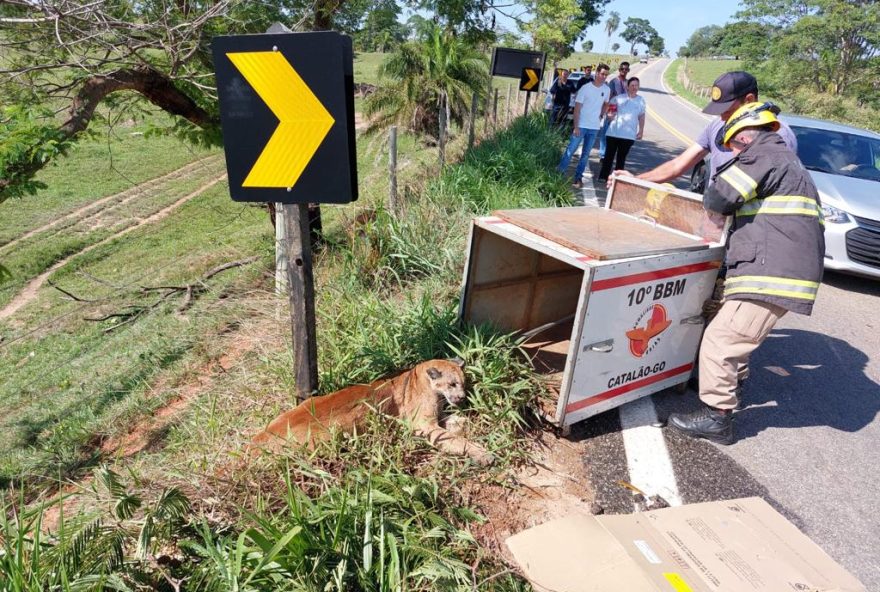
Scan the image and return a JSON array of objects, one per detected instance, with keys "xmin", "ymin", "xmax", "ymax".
[{"xmin": 722, "ymin": 101, "xmax": 781, "ymax": 147}]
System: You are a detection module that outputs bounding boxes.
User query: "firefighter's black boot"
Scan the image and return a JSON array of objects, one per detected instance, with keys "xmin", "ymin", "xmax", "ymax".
[{"xmin": 668, "ymin": 406, "xmax": 734, "ymax": 445}]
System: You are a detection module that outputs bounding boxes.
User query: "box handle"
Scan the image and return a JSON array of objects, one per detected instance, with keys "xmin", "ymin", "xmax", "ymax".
[
  {"xmin": 679, "ymin": 314, "xmax": 704, "ymax": 325},
  {"xmin": 584, "ymin": 338, "xmax": 614, "ymax": 353}
]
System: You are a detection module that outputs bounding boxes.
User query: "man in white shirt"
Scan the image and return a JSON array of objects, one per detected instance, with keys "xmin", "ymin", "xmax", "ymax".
[{"xmin": 557, "ymin": 64, "xmax": 610, "ymax": 189}]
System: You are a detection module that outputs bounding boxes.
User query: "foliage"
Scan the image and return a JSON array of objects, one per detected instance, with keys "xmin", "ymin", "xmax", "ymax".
[
  {"xmin": 428, "ymin": 115, "xmax": 573, "ymax": 214},
  {"xmin": 521, "ymin": 0, "xmax": 585, "ymax": 60},
  {"xmin": 363, "ymin": 25, "xmax": 488, "ymax": 139},
  {"xmin": 736, "ymin": 0, "xmax": 880, "ymax": 101},
  {"xmin": 0, "ymin": 105, "xmax": 76, "ymax": 203},
  {"xmin": 0, "ymin": 466, "xmax": 193, "ymax": 591},
  {"xmin": 186, "ymin": 467, "xmax": 484, "ymax": 591},
  {"xmin": 354, "ymin": 0, "xmax": 407, "ymax": 52},
  {"xmin": 603, "ymin": 11, "xmax": 621, "ymax": 56},
  {"xmin": 620, "ymin": 17, "xmax": 661, "ymax": 56},
  {"xmin": 519, "ymin": 0, "xmax": 610, "ymax": 60},
  {"xmin": 648, "ymin": 34, "xmax": 665, "ymax": 56}
]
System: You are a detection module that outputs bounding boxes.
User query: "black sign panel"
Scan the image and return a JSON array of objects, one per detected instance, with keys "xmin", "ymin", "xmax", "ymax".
[
  {"xmin": 490, "ymin": 47, "xmax": 546, "ymax": 79},
  {"xmin": 212, "ymin": 31, "xmax": 357, "ymax": 204}
]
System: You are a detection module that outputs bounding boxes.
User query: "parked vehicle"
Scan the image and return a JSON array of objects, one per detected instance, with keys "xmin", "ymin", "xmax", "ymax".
[
  {"xmin": 543, "ymin": 71, "xmax": 587, "ymax": 120},
  {"xmin": 690, "ymin": 115, "xmax": 880, "ymax": 279}
]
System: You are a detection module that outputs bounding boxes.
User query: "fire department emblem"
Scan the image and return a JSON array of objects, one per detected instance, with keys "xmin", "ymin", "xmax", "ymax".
[{"xmin": 626, "ymin": 304, "xmax": 672, "ymax": 358}]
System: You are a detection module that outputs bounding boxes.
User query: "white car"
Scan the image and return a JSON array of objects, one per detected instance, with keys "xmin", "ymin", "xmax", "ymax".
[
  {"xmin": 543, "ymin": 71, "xmax": 587, "ymax": 117},
  {"xmin": 690, "ymin": 115, "xmax": 880, "ymax": 279}
]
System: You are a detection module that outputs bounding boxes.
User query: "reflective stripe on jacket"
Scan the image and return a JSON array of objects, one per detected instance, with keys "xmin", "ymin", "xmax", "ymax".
[{"xmin": 704, "ymin": 132, "xmax": 825, "ymax": 315}]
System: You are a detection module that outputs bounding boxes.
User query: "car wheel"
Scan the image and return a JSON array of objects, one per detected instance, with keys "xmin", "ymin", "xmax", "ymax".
[{"xmin": 689, "ymin": 162, "xmax": 707, "ymax": 194}]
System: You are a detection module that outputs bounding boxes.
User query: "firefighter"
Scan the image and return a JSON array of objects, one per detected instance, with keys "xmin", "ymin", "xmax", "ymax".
[{"xmin": 667, "ymin": 102, "xmax": 825, "ymax": 445}]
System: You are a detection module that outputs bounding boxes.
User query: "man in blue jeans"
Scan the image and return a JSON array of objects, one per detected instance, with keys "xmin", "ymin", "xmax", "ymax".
[{"xmin": 557, "ymin": 64, "xmax": 610, "ymax": 188}]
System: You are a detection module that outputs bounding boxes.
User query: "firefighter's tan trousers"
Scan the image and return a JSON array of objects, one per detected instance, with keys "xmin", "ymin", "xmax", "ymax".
[{"xmin": 699, "ymin": 299, "xmax": 787, "ymax": 410}]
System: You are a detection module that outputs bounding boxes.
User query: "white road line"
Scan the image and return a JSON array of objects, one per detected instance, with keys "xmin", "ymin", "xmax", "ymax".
[{"xmin": 619, "ymin": 396, "xmax": 683, "ymax": 507}]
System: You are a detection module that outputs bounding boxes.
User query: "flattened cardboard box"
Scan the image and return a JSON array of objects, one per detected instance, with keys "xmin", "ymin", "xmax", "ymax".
[{"xmin": 506, "ymin": 497, "xmax": 865, "ymax": 592}]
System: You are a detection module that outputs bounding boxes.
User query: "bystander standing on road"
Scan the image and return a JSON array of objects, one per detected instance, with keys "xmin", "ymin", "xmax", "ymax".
[
  {"xmin": 549, "ymin": 69, "xmax": 574, "ymax": 127},
  {"xmin": 557, "ymin": 64, "xmax": 610, "ymax": 189},
  {"xmin": 667, "ymin": 102, "xmax": 825, "ymax": 445},
  {"xmin": 597, "ymin": 77, "xmax": 645, "ymax": 182},
  {"xmin": 597, "ymin": 61, "xmax": 629, "ymax": 158},
  {"xmin": 575, "ymin": 65, "xmax": 593, "ymax": 90}
]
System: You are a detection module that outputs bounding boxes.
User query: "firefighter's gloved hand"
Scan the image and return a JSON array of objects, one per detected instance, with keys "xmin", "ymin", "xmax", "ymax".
[
  {"xmin": 702, "ymin": 279, "xmax": 726, "ymax": 319},
  {"xmin": 702, "ymin": 298, "xmax": 722, "ymax": 317}
]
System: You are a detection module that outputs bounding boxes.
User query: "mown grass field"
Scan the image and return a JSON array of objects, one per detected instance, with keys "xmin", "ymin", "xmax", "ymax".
[
  {"xmin": 1, "ymin": 49, "xmax": 574, "ymax": 586},
  {"xmin": 662, "ymin": 58, "xmax": 744, "ymax": 110}
]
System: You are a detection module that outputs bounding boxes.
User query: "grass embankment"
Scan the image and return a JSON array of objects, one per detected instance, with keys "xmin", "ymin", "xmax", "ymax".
[
  {"xmin": 665, "ymin": 58, "xmax": 880, "ymax": 132},
  {"xmin": 662, "ymin": 58, "xmax": 743, "ymax": 110},
  {"xmin": 1, "ymin": 107, "xmax": 571, "ymax": 589}
]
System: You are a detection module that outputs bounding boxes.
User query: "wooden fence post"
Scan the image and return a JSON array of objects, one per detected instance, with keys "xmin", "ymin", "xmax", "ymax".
[
  {"xmin": 506, "ymin": 83, "xmax": 512, "ymax": 125},
  {"xmin": 388, "ymin": 126, "xmax": 398, "ymax": 213},
  {"xmin": 439, "ymin": 100, "xmax": 447, "ymax": 168},
  {"xmin": 492, "ymin": 88, "xmax": 499, "ymax": 132},
  {"xmin": 468, "ymin": 92, "xmax": 478, "ymax": 149}
]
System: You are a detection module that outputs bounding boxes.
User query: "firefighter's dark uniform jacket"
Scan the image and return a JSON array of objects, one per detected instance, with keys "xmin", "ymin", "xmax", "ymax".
[{"xmin": 705, "ymin": 131, "xmax": 825, "ymax": 315}]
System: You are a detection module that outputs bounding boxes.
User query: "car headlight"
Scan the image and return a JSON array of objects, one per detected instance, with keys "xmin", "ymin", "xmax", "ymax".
[{"xmin": 821, "ymin": 204, "xmax": 851, "ymax": 224}]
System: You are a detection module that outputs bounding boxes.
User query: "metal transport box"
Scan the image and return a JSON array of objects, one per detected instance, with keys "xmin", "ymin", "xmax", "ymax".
[{"xmin": 458, "ymin": 177, "xmax": 726, "ymax": 428}]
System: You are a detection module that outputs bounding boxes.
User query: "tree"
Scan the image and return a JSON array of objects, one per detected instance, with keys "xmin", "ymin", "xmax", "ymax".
[
  {"xmin": 603, "ymin": 11, "xmax": 621, "ymax": 57},
  {"xmin": 714, "ymin": 21, "xmax": 774, "ymax": 61},
  {"xmin": 611, "ymin": 42, "xmax": 620, "ymax": 53},
  {"xmin": 0, "ymin": 0, "xmax": 361, "ymax": 203},
  {"xmin": 355, "ymin": 0, "xmax": 406, "ymax": 52},
  {"xmin": 679, "ymin": 24, "xmax": 722, "ymax": 57},
  {"xmin": 497, "ymin": 30, "xmax": 530, "ymax": 50},
  {"xmin": 521, "ymin": 0, "xmax": 585, "ymax": 60},
  {"xmin": 520, "ymin": 0, "xmax": 611, "ymax": 61},
  {"xmin": 737, "ymin": 0, "xmax": 880, "ymax": 97},
  {"xmin": 362, "ymin": 24, "xmax": 487, "ymax": 142},
  {"xmin": 648, "ymin": 34, "xmax": 666, "ymax": 56},
  {"xmin": 583, "ymin": 40, "xmax": 594, "ymax": 52},
  {"xmin": 620, "ymin": 17, "xmax": 659, "ymax": 56}
]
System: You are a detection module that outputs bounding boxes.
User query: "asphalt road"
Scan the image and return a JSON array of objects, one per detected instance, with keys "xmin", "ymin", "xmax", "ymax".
[{"xmin": 573, "ymin": 58, "xmax": 880, "ymax": 590}]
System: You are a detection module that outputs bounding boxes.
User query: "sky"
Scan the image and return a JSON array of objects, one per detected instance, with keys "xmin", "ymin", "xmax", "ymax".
[
  {"xmin": 577, "ymin": 0, "xmax": 740, "ymax": 56},
  {"xmin": 495, "ymin": 0, "xmax": 742, "ymax": 58}
]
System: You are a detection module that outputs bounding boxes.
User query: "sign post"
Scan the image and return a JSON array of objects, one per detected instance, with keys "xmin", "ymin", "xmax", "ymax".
[{"xmin": 213, "ymin": 31, "xmax": 357, "ymax": 401}]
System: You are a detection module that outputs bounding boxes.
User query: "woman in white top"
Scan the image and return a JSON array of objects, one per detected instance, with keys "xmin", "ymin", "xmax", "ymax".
[{"xmin": 598, "ymin": 77, "xmax": 646, "ymax": 182}]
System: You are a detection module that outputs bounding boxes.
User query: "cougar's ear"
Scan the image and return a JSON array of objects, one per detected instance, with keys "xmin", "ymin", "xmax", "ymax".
[
  {"xmin": 450, "ymin": 357, "xmax": 465, "ymax": 368},
  {"xmin": 427, "ymin": 367, "xmax": 442, "ymax": 380}
]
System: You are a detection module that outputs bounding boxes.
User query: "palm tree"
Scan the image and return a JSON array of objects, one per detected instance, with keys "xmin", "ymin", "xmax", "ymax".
[
  {"xmin": 363, "ymin": 24, "xmax": 488, "ymax": 159},
  {"xmin": 604, "ymin": 12, "xmax": 621, "ymax": 60}
]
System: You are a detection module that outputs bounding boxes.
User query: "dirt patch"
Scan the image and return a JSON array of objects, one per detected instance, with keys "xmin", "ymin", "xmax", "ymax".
[
  {"xmin": 465, "ymin": 431, "xmax": 595, "ymax": 563},
  {"xmin": 100, "ymin": 327, "xmax": 255, "ymax": 459}
]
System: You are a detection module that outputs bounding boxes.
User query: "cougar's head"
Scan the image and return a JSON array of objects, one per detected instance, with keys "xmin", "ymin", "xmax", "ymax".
[{"xmin": 425, "ymin": 358, "xmax": 466, "ymax": 407}]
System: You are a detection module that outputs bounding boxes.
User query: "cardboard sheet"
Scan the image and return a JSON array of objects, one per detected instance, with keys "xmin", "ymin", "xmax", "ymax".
[{"xmin": 506, "ymin": 497, "xmax": 866, "ymax": 592}]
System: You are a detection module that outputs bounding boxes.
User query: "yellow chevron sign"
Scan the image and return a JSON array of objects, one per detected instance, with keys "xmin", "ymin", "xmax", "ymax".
[
  {"xmin": 520, "ymin": 67, "xmax": 541, "ymax": 91},
  {"xmin": 226, "ymin": 51, "xmax": 335, "ymax": 188}
]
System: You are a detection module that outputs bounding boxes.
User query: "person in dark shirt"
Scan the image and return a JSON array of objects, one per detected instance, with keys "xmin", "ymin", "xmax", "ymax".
[{"xmin": 549, "ymin": 69, "xmax": 574, "ymax": 126}]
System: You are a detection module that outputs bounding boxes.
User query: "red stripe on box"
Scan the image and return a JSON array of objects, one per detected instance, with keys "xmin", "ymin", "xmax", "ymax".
[
  {"xmin": 591, "ymin": 261, "xmax": 719, "ymax": 292},
  {"xmin": 565, "ymin": 363, "xmax": 693, "ymax": 414}
]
